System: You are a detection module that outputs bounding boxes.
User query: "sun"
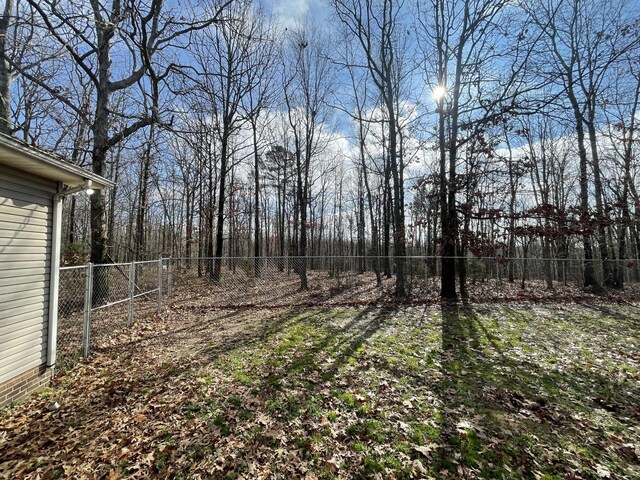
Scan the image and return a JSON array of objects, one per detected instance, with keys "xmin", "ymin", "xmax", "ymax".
[{"xmin": 432, "ymin": 85, "xmax": 447, "ymax": 101}]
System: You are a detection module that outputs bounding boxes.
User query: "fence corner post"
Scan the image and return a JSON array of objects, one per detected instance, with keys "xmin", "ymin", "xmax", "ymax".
[
  {"xmin": 167, "ymin": 258, "xmax": 173, "ymax": 304},
  {"xmin": 82, "ymin": 262, "xmax": 93, "ymax": 357},
  {"xmin": 128, "ymin": 261, "xmax": 135, "ymax": 325},
  {"xmin": 157, "ymin": 258, "xmax": 163, "ymax": 312}
]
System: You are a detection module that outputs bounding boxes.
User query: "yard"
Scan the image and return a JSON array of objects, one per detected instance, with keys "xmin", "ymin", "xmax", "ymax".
[{"xmin": 1, "ymin": 301, "xmax": 639, "ymax": 479}]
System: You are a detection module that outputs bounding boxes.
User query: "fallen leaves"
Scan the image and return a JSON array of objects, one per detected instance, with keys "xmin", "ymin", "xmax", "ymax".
[
  {"xmin": 596, "ymin": 463, "xmax": 612, "ymax": 478},
  {"xmin": 413, "ymin": 443, "xmax": 436, "ymax": 457},
  {"xmin": 1, "ymin": 303, "xmax": 639, "ymax": 479}
]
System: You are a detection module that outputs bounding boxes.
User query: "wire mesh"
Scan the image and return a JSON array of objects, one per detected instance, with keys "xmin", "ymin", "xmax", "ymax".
[
  {"xmin": 91, "ymin": 263, "xmax": 130, "ymax": 309},
  {"xmin": 132, "ymin": 260, "xmax": 160, "ymax": 295},
  {"xmin": 56, "ymin": 260, "xmax": 169, "ymax": 360},
  {"xmin": 169, "ymin": 256, "xmax": 413, "ymax": 308},
  {"xmin": 168, "ymin": 256, "xmax": 640, "ymax": 308},
  {"xmin": 90, "ymin": 261, "xmax": 165, "ymax": 352},
  {"xmin": 57, "ymin": 266, "xmax": 86, "ymax": 370},
  {"xmin": 54, "ymin": 255, "xmax": 640, "ymax": 368},
  {"xmin": 168, "ymin": 256, "xmax": 432, "ymax": 307},
  {"xmin": 130, "ymin": 260, "xmax": 162, "ymax": 326}
]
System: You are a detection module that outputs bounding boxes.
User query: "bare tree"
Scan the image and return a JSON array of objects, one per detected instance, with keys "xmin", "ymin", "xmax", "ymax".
[
  {"xmin": 239, "ymin": 8, "xmax": 278, "ymax": 278},
  {"xmin": 282, "ymin": 22, "xmax": 334, "ymax": 289},
  {"xmin": 0, "ymin": 0, "xmax": 14, "ymax": 133},
  {"xmin": 604, "ymin": 56, "xmax": 640, "ymax": 288},
  {"xmin": 332, "ymin": 0, "xmax": 412, "ymax": 296},
  {"xmin": 419, "ymin": 0, "xmax": 538, "ymax": 299},
  {"xmin": 15, "ymin": 0, "xmax": 233, "ymax": 280},
  {"xmin": 527, "ymin": 0, "xmax": 639, "ymax": 290},
  {"xmin": 187, "ymin": 1, "xmax": 271, "ymax": 281}
]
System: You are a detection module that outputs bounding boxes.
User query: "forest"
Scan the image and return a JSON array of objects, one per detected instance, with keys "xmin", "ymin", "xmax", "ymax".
[
  {"xmin": 1, "ymin": 0, "xmax": 639, "ymax": 299},
  {"xmin": 2, "ymin": 2, "xmax": 640, "ymax": 478}
]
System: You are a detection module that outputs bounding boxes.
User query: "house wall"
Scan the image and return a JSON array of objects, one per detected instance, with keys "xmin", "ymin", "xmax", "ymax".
[
  {"xmin": 0, "ymin": 365, "xmax": 52, "ymax": 408},
  {"xmin": 0, "ymin": 163, "xmax": 56, "ymax": 406}
]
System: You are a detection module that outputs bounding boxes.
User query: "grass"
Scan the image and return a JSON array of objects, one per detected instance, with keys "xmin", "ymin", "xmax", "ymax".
[{"xmin": 0, "ymin": 303, "xmax": 639, "ymax": 479}]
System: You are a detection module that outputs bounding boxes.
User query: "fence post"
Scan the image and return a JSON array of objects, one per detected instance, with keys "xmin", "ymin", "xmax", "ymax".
[
  {"xmin": 157, "ymin": 258, "xmax": 163, "ymax": 312},
  {"xmin": 82, "ymin": 263, "xmax": 93, "ymax": 357},
  {"xmin": 128, "ymin": 261, "xmax": 135, "ymax": 325},
  {"xmin": 167, "ymin": 258, "xmax": 173, "ymax": 304}
]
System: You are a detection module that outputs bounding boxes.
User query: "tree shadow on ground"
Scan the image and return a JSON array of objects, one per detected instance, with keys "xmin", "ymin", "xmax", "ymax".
[
  {"xmin": 436, "ymin": 302, "xmax": 640, "ymax": 479},
  {"xmin": 193, "ymin": 304, "xmax": 389, "ymax": 401},
  {"xmin": 183, "ymin": 305, "xmax": 397, "ymax": 477},
  {"xmin": 0, "ymin": 307, "xmax": 312, "ymax": 478},
  {"xmin": 3, "ymin": 303, "xmax": 639, "ymax": 479},
  {"xmin": 581, "ymin": 303, "xmax": 640, "ymax": 327}
]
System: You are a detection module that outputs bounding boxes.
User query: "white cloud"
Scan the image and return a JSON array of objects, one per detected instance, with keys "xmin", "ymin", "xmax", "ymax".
[
  {"xmin": 271, "ymin": 0, "xmax": 310, "ymax": 27},
  {"xmin": 266, "ymin": 0, "xmax": 330, "ymax": 29}
]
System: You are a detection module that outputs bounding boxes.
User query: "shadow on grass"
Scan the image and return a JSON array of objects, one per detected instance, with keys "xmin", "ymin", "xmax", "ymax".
[
  {"xmin": 3, "ymin": 303, "xmax": 639, "ymax": 479},
  {"xmin": 581, "ymin": 303, "xmax": 640, "ymax": 328},
  {"xmin": 0, "ymin": 307, "xmax": 313, "ymax": 478},
  {"xmin": 182, "ymin": 303, "xmax": 640, "ymax": 478},
  {"xmin": 436, "ymin": 302, "xmax": 640, "ymax": 479},
  {"xmin": 194, "ymin": 305, "xmax": 388, "ymax": 401}
]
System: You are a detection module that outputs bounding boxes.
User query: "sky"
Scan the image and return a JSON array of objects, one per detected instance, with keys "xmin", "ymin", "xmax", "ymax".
[{"xmin": 264, "ymin": 0, "xmax": 332, "ymax": 27}]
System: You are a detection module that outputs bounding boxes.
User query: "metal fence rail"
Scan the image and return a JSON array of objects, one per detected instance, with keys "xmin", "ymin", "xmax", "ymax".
[
  {"xmin": 55, "ymin": 255, "xmax": 640, "ymax": 371},
  {"xmin": 57, "ymin": 259, "xmax": 169, "ymax": 371}
]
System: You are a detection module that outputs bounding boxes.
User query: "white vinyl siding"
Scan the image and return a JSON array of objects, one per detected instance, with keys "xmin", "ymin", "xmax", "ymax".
[{"xmin": 0, "ymin": 164, "xmax": 56, "ymax": 384}]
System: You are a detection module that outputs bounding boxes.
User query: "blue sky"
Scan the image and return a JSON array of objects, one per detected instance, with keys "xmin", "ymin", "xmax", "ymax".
[{"xmin": 261, "ymin": 0, "xmax": 332, "ymax": 27}]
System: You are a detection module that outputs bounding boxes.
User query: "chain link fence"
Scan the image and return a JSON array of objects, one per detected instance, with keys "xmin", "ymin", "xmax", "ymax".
[
  {"xmin": 167, "ymin": 256, "xmax": 640, "ymax": 309},
  {"xmin": 57, "ymin": 266, "xmax": 87, "ymax": 369},
  {"xmin": 56, "ymin": 259, "xmax": 170, "ymax": 371},
  {"xmin": 55, "ymin": 255, "xmax": 640, "ymax": 370}
]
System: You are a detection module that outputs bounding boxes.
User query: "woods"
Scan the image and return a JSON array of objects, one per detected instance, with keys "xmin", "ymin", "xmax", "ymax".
[
  {"xmin": 2, "ymin": 2, "xmax": 640, "ymax": 477},
  {"xmin": 1, "ymin": 0, "xmax": 639, "ymax": 299}
]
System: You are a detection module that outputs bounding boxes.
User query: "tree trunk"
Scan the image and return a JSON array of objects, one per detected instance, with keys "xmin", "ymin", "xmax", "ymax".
[
  {"xmin": 296, "ymin": 146, "xmax": 308, "ymax": 289},
  {"xmin": 458, "ymin": 200, "xmax": 471, "ymax": 298},
  {"xmin": 521, "ymin": 243, "xmax": 529, "ymax": 289},
  {"xmin": 0, "ymin": 0, "xmax": 13, "ymax": 134},
  {"xmin": 89, "ymin": 11, "xmax": 119, "ymax": 305},
  {"xmin": 185, "ymin": 185, "xmax": 193, "ymax": 268},
  {"xmin": 278, "ymin": 162, "xmax": 286, "ymax": 271},
  {"xmin": 134, "ymin": 135, "xmax": 153, "ymax": 260},
  {"xmin": 90, "ymin": 96, "xmax": 110, "ymax": 304},
  {"xmin": 360, "ymin": 146, "xmax": 381, "ymax": 286},
  {"xmin": 383, "ymin": 176, "xmax": 392, "ymax": 277},
  {"xmin": 212, "ymin": 136, "xmax": 228, "ymax": 283},
  {"xmin": 567, "ymin": 89, "xmax": 600, "ymax": 290},
  {"xmin": 543, "ymin": 236, "xmax": 553, "ymax": 289},
  {"xmin": 253, "ymin": 125, "xmax": 261, "ymax": 277},
  {"xmin": 586, "ymin": 119, "xmax": 616, "ymax": 288},
  {"xmin": 357, "ymin": 169, "xmax": 366, "ymax": 274},
  {"xmin": 386, "ymin": 99, "xmax": 406, "ymax": 297},
  {"xmin": 68, "ymin": 196, "xmax": 76, "ymax": 244},
  {"xmin": 439, "ymin": 93, "xmax": 456, "ymax": 298}
]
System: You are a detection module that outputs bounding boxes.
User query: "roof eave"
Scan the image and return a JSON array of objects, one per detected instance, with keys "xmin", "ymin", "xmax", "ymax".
[{"xmin": 0, "ymin": 133, "xmax": 114, "ymax": 190}]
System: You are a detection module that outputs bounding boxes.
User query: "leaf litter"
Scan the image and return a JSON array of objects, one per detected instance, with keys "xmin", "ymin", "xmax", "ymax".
[{"xmin": 0, "ymin": 301, "xmax": 639, "ymax": 479}]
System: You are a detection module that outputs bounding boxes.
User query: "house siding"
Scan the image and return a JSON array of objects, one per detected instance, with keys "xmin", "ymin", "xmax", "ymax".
[{"xmin": 0, "ymin": 163, "xmax": 56, "ymax": 389}]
